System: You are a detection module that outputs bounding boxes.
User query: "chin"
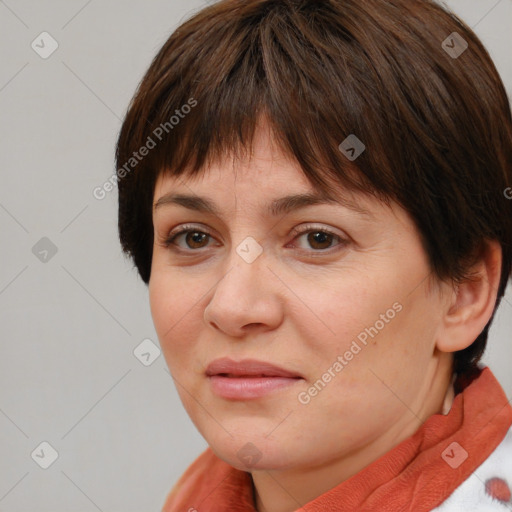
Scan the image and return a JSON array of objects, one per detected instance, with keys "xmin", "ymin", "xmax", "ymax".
[{"xmin": 206, "ymin": 431, "xmax": 300, "ymax": 472}]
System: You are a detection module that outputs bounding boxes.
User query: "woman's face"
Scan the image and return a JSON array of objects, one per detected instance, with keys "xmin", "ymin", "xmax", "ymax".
[{"xmin": 149, "ymin": 120, "xmax": 452, "ymax": 473}]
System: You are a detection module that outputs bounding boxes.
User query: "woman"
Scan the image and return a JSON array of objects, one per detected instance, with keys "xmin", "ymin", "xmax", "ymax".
[{"xmin": 115, "ymin": 0, "xmax": 512, "ymax": 510}]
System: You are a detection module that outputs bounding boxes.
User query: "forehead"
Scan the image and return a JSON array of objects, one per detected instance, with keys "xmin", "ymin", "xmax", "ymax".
[
  {"xmin": 151, "ymin": 168, "xmax": 405, "ymax": 235},
  {"xmin": 151, "ymin": 117, "xmax": 401, "ymax": 225}
]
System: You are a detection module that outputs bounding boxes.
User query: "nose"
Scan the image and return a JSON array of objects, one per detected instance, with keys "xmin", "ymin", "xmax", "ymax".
[{"xmin": 203, "ymin": 244, "xmax": 284, "ymax": 337}]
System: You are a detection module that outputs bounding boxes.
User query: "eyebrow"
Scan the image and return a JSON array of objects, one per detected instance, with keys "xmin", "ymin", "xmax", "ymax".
[{"xmin": 153, "ymin": 191, "xmax": 374, "ymax": 219}]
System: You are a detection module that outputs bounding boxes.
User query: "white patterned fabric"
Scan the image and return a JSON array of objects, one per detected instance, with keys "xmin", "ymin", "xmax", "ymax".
[{"xmin": 433, "ymin": 426, "xmax": 512, "ymax": 511}]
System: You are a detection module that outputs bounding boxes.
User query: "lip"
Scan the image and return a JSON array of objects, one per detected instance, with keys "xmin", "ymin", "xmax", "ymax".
[
  {"xmin": 206, "ymin": 358, "xmax": 303, "ymax": 400},
  {"xmin": 206, "ymin": 357, "xmax": 302, "ymax": 378}
]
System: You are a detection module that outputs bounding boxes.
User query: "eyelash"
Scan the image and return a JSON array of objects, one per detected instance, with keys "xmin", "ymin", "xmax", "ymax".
[{"xmin": 162, "ymin": 223, "xmax": 348, "ymax": 255}]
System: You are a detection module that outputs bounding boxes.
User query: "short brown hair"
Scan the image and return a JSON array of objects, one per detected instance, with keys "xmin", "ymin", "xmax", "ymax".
[{"xmin": 116, "ymin": 0, "xmax": 512, "ymax": 379}]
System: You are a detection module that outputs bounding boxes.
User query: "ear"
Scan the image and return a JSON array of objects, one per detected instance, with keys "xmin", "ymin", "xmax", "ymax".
[{"xmin": 436, "ymin": 240, "xmax": 502, "ymax": 353}]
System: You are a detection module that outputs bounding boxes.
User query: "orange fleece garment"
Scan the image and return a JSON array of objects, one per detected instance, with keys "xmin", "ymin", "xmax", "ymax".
[{"xmin": 162, "ymin": 366, "xmax": 512, "ymax": 511}]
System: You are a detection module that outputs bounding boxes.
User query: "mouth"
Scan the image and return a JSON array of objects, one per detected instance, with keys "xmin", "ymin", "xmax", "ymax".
[
  {"xmin": 206, "ymin": 358, "xmax": 303, "ymax": 399},
  {"xmin": 205, "ymin": 357, "xmax": 303, "ymax": 378},
  {"xmin": 216, "ymin": 372, "xmax": 296, "ymax": 378}
]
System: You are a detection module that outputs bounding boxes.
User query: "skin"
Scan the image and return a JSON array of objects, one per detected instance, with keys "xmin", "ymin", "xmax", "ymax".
[{"xmin": 149, "ymin": 117, "xmax": 502, "ymax": 512}]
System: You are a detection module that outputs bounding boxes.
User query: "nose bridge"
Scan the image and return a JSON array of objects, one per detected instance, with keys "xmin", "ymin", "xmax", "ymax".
[
  {"xmin": 209, "ymin": 198, "xmax": 278, "ymax": 291},
  {"xmin": 220, "ymin": 206, "xmax": 269, "ymax": 268},
  {"xmin": 221, "ymin": 234, "xmax": 267, "ymax": 293},
  {"xmin": 203, "ymin": 233, "xmax": 281, "ymax": 332},
  {"xmin": 234, "ymin": 233, "xmax": 266, "ymax": 266}
]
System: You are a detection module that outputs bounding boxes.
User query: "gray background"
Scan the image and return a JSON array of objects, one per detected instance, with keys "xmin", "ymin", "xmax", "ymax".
[{"xmin": 0, "ymin": 1, "xmax": 511, "ymax": 511}]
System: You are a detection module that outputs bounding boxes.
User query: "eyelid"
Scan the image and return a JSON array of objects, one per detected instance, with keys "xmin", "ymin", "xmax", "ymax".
[
  {"xmin": 286, "ymin": 223, "xmax": 348, "ymax": 255},
  {"xmin": 162, "ymin": 223, "xmax": 215, "ymax": 247},
  {"xmin": 288, "ymin": 223, "xmax": 344, "ymax": 240}
]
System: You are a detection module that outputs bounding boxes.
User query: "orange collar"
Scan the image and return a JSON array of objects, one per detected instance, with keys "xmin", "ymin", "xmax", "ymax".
[{"xmin": 162, "ymin": 367, "xmax": 512, "ymax": 511}]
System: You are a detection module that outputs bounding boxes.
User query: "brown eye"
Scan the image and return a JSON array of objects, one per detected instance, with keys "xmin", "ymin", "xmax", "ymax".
[
  {"xmin": 305, "ymin": 231, "xmax": 335, "ymax": 250},
  {"xmin": 163, "ymin": 225, "xmax": 214, "ymax": 250},
  {"xmin": 182, "ymin": 231, "xmax": 210, "ymax": 249},
  {"xmin": 290, "ymin": 225, "xmax": 347, "ymax": 253}
]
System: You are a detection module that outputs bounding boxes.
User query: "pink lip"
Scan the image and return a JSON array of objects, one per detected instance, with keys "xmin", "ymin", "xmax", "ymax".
[
  {"xmin": 206, "ymin": 357, "xmax": 302, "ymax": 378},
  {"xmin": 206, "ymin": 358, "xmax": 303, "ymax": 400}
]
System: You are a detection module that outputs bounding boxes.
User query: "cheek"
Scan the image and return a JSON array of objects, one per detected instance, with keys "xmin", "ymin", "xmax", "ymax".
[
  {"xmin": 292, "ymin": 272, "xmax": 398, "ymax": 349},
  {"xmin": 148, "ymin": 270, "xmax": 203, "ymax": 352},
  {"xmin": 291, "ymin": 268, "xmax": 430, "ymax": 396},
  {"xmin": 149, "ymin": 275, "xmax": 172, "ymax": 338}
]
